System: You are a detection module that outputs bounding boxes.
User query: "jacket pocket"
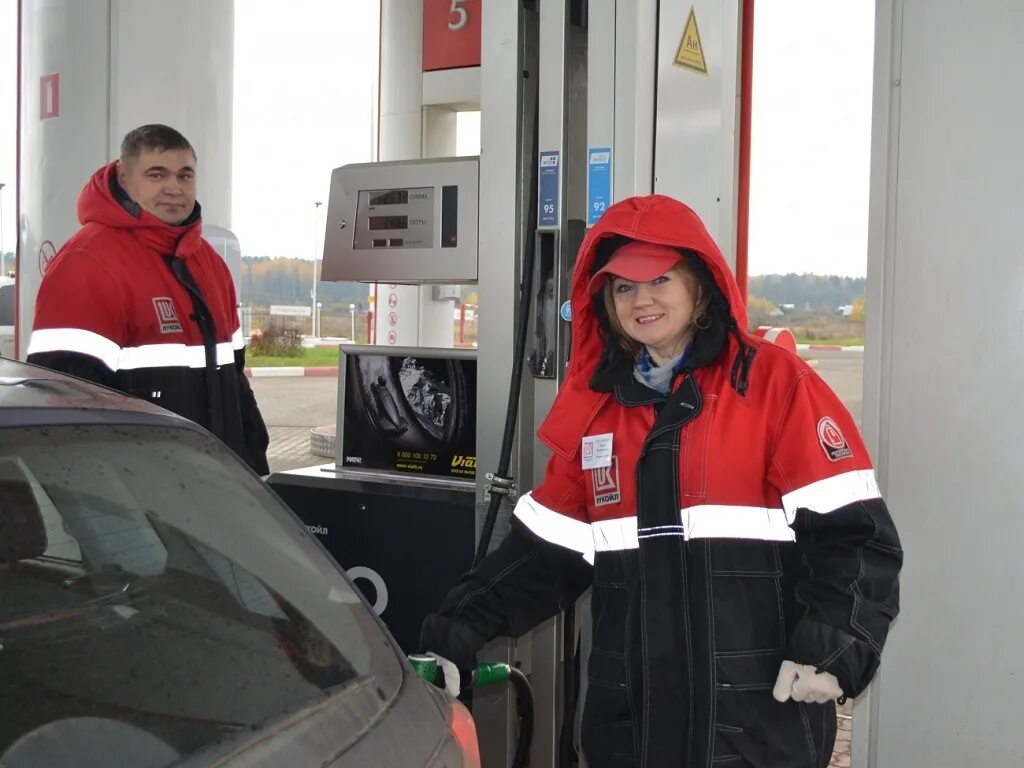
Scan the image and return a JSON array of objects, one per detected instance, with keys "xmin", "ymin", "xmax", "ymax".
[
  {"xmin": 582, "ymin": 648, "xmax": 635, "ymax": 764},
  {"xmin": 712, "ymin": 569, "xmax": 787, "ymax": 653},
  {"xmin": 120, "ymin": 368, "xmax": 189, "ymax": 414},
  {"xmin": 715, "ymin": 686, "xmax": 834, "ymax": 768},
  {"xmin": 680, "ymin": 393, "xmax": 716, "ymax": 498}
]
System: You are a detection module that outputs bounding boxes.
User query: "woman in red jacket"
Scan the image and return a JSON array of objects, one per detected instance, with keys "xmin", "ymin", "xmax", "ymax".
[{"xmin": 422, "ymin": 195, "xmax": 902, "ymax": 768}]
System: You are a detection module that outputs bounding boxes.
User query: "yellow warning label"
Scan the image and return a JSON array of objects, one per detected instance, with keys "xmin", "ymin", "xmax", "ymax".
[{"xmin": 674, "ymin": 6, "xmax": 708, "ymax": 75}]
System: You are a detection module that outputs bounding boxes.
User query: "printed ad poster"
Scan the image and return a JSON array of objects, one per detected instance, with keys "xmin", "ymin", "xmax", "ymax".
[{"xmin": 341, "ymin": 352, "xmax": 477, "ymax": 480}]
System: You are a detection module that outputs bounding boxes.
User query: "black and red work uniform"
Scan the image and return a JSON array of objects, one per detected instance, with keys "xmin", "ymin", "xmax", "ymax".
[
  {"xmin": 422, "ymin": 195, "xmax": 902, "ymax": 767},
  {"xmin": 27, "ymin": 162, "xmax": 269, "ymax": 474}
]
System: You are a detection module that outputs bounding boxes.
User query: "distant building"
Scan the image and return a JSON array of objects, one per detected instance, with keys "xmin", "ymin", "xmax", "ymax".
[{"xmin": 837, "ymin": 304, "xmax": 854, "ymax": 317}]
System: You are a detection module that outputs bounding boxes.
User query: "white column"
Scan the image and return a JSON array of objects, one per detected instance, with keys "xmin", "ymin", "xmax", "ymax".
[
  {"xmin": 17, "ymin": 0, "xmax": 234, "ymax": 357},
  {"xmin": 376, "ymin": 0, "xmax": 456, "ymax": 349}
]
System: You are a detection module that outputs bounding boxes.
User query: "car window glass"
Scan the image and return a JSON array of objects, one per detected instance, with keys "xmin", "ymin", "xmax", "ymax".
[{"xmin": 0, "ymin": 425, "xmax": 401, "ymax": 767}]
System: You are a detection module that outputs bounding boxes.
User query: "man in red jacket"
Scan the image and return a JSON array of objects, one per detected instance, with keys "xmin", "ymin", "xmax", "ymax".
[{"xmin": 27, "ymin": 124, "xmax": 269, "ymax": 474}]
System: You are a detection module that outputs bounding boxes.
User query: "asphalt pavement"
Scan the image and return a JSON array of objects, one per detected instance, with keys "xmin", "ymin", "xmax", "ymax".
[{"xmin": 251, "ymin": 349, "xmax": 865, "ymax": 474}]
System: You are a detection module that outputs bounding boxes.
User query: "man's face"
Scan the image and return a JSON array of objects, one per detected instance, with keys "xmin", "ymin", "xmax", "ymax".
[{"xmin": 117, "ymin": 147, "xmax": 197, "ymax": 225}]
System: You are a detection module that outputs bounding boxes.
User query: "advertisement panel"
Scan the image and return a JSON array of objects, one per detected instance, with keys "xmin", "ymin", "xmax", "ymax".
[{"xmin": 339, "ymin": 346, "xmax": 476, "ymax": 481}]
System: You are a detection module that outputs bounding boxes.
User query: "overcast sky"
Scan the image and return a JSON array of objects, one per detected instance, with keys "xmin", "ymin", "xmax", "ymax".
[{"xmin": 0, "ymin": 1, "xmax": 874, "ymax": 278}]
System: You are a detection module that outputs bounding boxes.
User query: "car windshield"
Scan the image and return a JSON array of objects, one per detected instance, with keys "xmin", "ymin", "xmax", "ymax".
[{"xmin": 0, "ymin": 423, "xmax": 402, "ymax": 767}]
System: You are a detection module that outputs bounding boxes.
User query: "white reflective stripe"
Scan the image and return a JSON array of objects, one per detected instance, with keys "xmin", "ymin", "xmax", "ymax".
[
  {"xmin": 683, "ymin": 504, "xmax": 795, "ymax": 542},
  {"xmin": 232, "ymin": 327, "xmax": 244, "ymax": 349},
  {"xmin": 26, "ymin": 328, "xmax": 121, "ymax": 371},
  {"xmin": 118, "ymin": 341, "xmax": 236, "ymax": 370},
  {"xmin": 27, "ymin": 328, "xmax": 237, "ymax": 371},
  {"xmin": 593, "ymin": 516, "xmax": 639, "ymax": 552},
  {"xmin": 781, "ymin": 469, "xmax": 881, "ymax": 516},
  {"xmin": 513, "ymin": 493, "xmax": 595, "ymax": 563}
]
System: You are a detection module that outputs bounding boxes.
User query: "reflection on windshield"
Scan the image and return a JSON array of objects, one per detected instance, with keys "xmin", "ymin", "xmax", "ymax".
[{"xmin": 0, "ymin": 427, "xmax": 400, "ymax": 767}]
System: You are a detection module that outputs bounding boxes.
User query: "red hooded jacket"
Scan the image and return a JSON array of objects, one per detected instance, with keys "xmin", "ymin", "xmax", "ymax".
[
  {"xmin": 423, "ymin": 196, "xmax": 901, "ymax": 767},
  {"xmin": 27, "ymin": 162, "xmax": 269, "ymax": 474}
]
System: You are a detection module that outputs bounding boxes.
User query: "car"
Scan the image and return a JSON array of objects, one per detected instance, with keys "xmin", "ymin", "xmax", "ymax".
[{"xmin": 0, "ymin": 356, "xmax": 480, "ymax": 767}]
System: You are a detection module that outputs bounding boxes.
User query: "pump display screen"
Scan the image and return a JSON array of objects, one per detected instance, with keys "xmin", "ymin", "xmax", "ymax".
[
  {"xmin": 368, "ymin": 215, "xmax": 409, "ymax": 231},
  {"xmin": 321, "ymin": 157, "xmax": 477, "ymax": 281},
  {"xmin": 352, "ymin": 187, "xmax": 435, "ymax": 250},
  {"xmin": 368, "ymin": 190, "xmax": 409, "ymax": 206}
]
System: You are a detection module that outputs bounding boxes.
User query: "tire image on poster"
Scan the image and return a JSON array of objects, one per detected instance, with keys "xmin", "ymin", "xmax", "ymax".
[{"xmin": 341, "ymin": 351, "xmax": 476, "ymax": 480}]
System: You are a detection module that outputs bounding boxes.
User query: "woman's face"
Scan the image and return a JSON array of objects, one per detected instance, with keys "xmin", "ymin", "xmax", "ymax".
[{"xmin": 611, "ymin": 266, "xmax": 698, "ymax": 365}]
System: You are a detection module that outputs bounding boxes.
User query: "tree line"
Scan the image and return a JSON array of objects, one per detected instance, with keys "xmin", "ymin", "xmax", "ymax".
[
  {"xmin": 241, "ymin": 257, "xmax": 865, "ymax": 313},
  {"xmin": 242, "ymin": 257, "xmax": 369, "ymax": 308},
  {"xmin": 748, "ymin": 273, "xmax": 865, "ymax": 311}
]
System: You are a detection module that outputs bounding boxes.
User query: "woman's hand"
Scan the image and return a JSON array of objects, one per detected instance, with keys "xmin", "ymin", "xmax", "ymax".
[{"xmin": 772, "ymin": 660, "xmax": 844, "ymax": 704}]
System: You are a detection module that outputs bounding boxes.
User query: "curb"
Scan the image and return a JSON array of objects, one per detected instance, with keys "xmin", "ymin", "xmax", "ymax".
[
  {"xmin": 795, "ymin": 344, "xmax": 864, "ymax": 352},
  {"xmin": 245, "ymin": 366, "xmax": 338, "ymax": 378}
]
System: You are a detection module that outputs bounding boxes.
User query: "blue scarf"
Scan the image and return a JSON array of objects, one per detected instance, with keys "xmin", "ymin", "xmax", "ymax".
[{"xmin": 633, "ymin": 344, "xmax": 692, "ymax": 395}]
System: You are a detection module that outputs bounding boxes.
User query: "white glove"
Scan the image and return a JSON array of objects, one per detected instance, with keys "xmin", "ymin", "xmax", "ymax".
[
  {"xmin": 772, "ymin": 660, "xmax": 844, "ymax": 704},
  {"xmin": 425, "ymin": 652, "xmax": 462, "ymax": 698}
]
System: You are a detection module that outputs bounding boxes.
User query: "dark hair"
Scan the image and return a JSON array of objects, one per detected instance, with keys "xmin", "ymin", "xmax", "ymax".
[{"xmin": 120, "ymin": 124, "xmax": 195, "ymax": 165}]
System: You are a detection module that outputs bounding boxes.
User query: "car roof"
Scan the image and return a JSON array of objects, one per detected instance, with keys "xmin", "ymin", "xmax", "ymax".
[{"xmin": 0, "ymin": 356, "xmax": 190, "ymax": 425}]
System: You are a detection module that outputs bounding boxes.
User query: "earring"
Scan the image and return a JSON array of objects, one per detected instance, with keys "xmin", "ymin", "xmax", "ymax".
[{"xmin": 695, "ymin": 313, "xmax": 711, "ymax": 330}]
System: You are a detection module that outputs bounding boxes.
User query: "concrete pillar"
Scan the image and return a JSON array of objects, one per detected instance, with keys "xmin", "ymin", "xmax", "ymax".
[
  {"xmin": 17, "ymin": 0, "xmax": 234, "ymax": 356},
  {"xmin": 376, "ymin": 0, "xmax": 456, "ymax": 349}
]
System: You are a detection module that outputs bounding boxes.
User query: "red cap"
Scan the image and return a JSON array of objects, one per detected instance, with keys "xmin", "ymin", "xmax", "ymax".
[{"xmin": 587, "ymin": 241, "xmax": 682, "ymax": 294}]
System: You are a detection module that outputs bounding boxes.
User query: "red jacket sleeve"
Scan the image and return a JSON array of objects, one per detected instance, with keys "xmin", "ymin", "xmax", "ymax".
[
  {"xmin": 27, "ymin": 250, "xmax": 128, "ymax": 372},
  {"xmin": 515, "ymin": 452, "xmax": 593, "ymax": 561},
  {"xmin": 768, "ymin": 370, "xmax": 902, "ymax": 697},
  {"xmin": 420, "ymin": 453, "xmax": 593, "ymax": 667}
]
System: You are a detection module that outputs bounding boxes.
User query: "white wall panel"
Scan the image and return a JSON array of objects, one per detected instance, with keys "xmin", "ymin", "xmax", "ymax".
[
  {"xmin": 868, "ymin": 1, "xmax": 1024, "ymax": 764},
  {"xmin": 654, "ymin": 0, "xmax": 740, "ymax": 268}
]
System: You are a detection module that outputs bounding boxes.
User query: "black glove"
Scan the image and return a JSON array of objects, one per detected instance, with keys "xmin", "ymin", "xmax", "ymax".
[{"xmin": 419, "ymin": 613, "xmax": 490, "ymax": 672}]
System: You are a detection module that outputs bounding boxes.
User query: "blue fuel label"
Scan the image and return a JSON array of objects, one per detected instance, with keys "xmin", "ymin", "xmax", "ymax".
[
  {"xmin": 538, "ymin": 151, "xmax": 560, "ymax": 227},
  {"xmin": 587, "ymin": 148, "xmax": 612, "ymax": 226}
]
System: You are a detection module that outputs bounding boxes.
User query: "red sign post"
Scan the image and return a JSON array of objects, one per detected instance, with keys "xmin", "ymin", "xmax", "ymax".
[{"xmin": 422, "ymin": 0, "xmax": 481, "ymax": 72}]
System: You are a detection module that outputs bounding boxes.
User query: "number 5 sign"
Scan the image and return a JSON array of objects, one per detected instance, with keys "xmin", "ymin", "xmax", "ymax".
[{"xmin": 422, "ymin": 0, "xmax": 481, "ymax": 72}]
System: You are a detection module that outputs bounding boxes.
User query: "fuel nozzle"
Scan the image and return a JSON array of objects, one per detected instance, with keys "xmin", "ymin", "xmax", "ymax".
[{"xmin": 408, "ymin": 655, "xmax": 512, "ymax": 692}]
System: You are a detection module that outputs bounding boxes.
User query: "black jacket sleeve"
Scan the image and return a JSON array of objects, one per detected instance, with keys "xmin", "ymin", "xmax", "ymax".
[
  {"xmin": 234, "ymin": 348, "xmax": 270, "ymax": 475},
  {"xmin": 420, "ymin": 516, "xmax": 593, "ymax": 669},
  {"xmin": 26, "ymin": 350, "xmax": 117, "ymax": 389},
  {"xmin": 787, "ymin": 497, "xmax": 903, "ymax": 697}
]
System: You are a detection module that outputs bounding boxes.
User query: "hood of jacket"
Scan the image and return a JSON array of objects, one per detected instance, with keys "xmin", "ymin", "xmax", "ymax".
[
  {"xmin": 77, "ymin": 161, "xmax": 206, "ymax": 258},
  {"xmin": 537, "ymin": 194, "xmax": 749, "ymax": 460}
]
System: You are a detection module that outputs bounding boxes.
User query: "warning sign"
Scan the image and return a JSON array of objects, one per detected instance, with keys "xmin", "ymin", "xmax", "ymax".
[{"xmin": 674, "ymin": 6, "xmax": 708, "ymax": 75}]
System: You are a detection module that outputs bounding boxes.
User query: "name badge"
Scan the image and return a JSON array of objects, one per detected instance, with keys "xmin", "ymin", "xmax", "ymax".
[{"xmin": 581, "ymin": 433, "xmax": 613, "ymax": 470}]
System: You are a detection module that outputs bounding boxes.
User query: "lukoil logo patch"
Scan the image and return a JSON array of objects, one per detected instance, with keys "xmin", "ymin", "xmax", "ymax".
[
  {"xmin": 152, "ymin": 297, "xmax": 183, "ymax": 334},
  {"xmin": 817, "ymin": 417, "xmax": 853, "ymax": 461},
  {"xmin": 591, "ymin": 457, "xmax": 621, "ymax": 507}
]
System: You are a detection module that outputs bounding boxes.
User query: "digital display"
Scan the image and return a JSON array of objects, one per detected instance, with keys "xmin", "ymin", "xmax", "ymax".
[
  {"xmin": 368, "ymin": 215, "xmax": 409, "ymax": 231},
  {"xmin": 368, "ymin": 189, "xmax": 409, "ymax": 206}
]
